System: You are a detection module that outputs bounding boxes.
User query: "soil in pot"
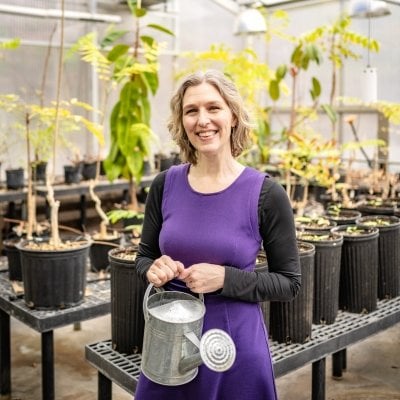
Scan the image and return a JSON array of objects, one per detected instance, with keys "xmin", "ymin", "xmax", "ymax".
[
  {"xmin": 356, "ymin": 215, "xmax": 400, "ymax": 299},
  {"xmin": 270, "ymin": 242, "xmax": 315, "ymax": 344},
  {"xmin": 295, "ymin": 216, "xmax": 337, "ymax": 232},
  {"xmin": 17, "ymin": 239, "xmax": 91, "ymax": 310},
  {"xmin": 357, "ymin": 198, "xmax": 398, "ymax": 216},
  {"xmin": 325, "ymin": 207, "xmax": 362, "ymax": 226},
  {"xmin": 297, "ymin": 230, "xmax": 343, "ymax": 324},
  {"xmin": 109, "ymin": 246, "xmax": 145, "ymax": 354},
  {"xmin": 331, "ymin": 224, "xmax": 379, "ymax": 313}
]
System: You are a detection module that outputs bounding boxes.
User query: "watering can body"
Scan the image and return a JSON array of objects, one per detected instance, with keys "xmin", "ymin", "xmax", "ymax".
[{"xmin": 141, "ymin": 285, "xmax": 206, "ymax": 386}]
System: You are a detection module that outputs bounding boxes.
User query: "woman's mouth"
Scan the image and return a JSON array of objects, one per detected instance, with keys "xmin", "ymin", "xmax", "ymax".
[{"xmin": 197, "ymin": 130, "xmax": 217, "ymax": 139}]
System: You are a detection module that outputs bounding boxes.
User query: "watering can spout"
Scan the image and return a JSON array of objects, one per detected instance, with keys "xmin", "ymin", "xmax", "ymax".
[{"xmin": 179, "ymin": 353, "xmax": 203, "ymax": 375}]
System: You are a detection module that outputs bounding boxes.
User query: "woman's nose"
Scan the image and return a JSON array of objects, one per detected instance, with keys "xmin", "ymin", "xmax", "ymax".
[{"xmin": 197, "ymin": 110, "xmax": 210, "ymax": 127}]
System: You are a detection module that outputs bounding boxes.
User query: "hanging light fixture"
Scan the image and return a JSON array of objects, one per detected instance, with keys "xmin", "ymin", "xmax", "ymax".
[
  {"xmin": 234, "ymin": 6, "xmax": 267, "ymax": 35},
  {"xmin": 349, "ymin": 0, "xmax": 391, "ymax": 103},
  {"xmin": 349, "ymin": 0, "xmax": 391, "ymax": 18}
]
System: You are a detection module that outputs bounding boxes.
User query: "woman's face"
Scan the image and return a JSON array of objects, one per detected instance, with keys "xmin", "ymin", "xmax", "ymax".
[{"xmin": 182, "ymin": 82, "xmax": 236, "ymax": 159}]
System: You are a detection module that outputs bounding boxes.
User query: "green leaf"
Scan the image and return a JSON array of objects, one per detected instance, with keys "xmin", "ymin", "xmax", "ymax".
[
  {"xmin": 269, "ymin": 80, "xmax": 280, "ymax": 101},
  {"xmin": 140, "ymin": 35, "xmax": 155, "ymax": 48},
  {"xmin": 321, "ymin": 104, "xmax": 338, "ymax": 123},
  {"xmin": 290, "ymin": 44, "xmax": 303, "ymax": 67},
  {"xmin": 275, "ymin": 64, "xmax": 287, "ymax": 81},
  {"xmin": 135, "ymin": 7, "xmax": 147, "ymax": 18},
  {"xmin": 146, "ymin": 23, "xmax": 174, "ymax": 36},
  {"xmin": 107, "ymin": 44, "xmax": 130, "ymax": 62},
  {"xmin": 100, "ymin": 29, "xmax": 129, "ymax": 48},
  {"xmin": 0, "ymin": 38, "xmax": 20, "ymax": 50},
  {"xmin": 310, "ymin": 77, "xmax": 321, "ymax": 100}
]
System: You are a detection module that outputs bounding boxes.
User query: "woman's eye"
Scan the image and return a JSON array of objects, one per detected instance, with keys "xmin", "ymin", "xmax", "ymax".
[
  {"xmin": 184, "ymin": 109, "xmax": 196, "ymax": 115},
  {"xmin": 209, "ymin": 106, "xmax": 220, "ymax": 112}
]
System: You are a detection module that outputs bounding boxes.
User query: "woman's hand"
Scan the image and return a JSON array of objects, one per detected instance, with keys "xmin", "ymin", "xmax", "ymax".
[
  {"xmin": 179, "ymin": 263, "xmax": 225, "ymax": 294},
  {"xmin": 146, "ymin": 255, "xmax": 185, "ymax": 287}
]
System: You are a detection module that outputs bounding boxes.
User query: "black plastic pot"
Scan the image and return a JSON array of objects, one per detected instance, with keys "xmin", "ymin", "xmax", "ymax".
[
  {"xmin": 357, "ymin": 201, "xmax": 398, "ymax": 216},
  {"xmin": 297, "ymin": 230, "xmax": 343, "ymax": 324},
  {"xmin": 31, "ymin": 161, "xmax": 47, "ymax": 182},
  {"xmin": 356, "ymin": 215, "xmax": 400, "ymax": 299},
  {"xmin": 331, "ymin": 225, "xmax": 379, "ymax": 313},
  {"xmin": 6, "ymin": 168, "xmax": 24, "ymax": 190},
  {"xmin": 64, "ymin": 164, "xmax": 82, "ymax": 184},
  {"xmin": 17, "ymin": 239, "xmax": 91, "ymax": 310},
  {"xmin": 109, "ymin": 246, "xmax": 145, "ymax": 354},
  {"xmin": 81, "ymin": 161, "xmax": 97, "ymax": 180},
  {"xmin": 270, "ymin": 242, "xmax": 315, "ymax": 343},
  {"xmin": 4, "ymin": 238, "xmax": 22, "ymax": 281},
  {"xmin": 89, "ymin": 235, "xmax": 121, "ymax": 272},
  {"xmin": 326, "ymin": 209, "xmax": 362, "ymax": 226}
]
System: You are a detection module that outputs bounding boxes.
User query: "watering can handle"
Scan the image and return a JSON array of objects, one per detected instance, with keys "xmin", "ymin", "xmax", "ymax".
[
  {"xmin": 143, "ymin": 283, "xmax": 163, "ymax": 321},
  {"xmin": 143, "ymin": 283, "xmax": 205, "ymax": 321}
]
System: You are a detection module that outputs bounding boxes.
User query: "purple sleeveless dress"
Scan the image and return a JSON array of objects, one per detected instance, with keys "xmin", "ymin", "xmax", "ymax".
[{"xmin": 135, "ymin": 164, "xmax": 277, "ymax": 400}]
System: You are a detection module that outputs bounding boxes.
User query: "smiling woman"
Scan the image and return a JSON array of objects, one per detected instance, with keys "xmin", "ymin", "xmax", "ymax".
[{"xmin": 133, "ymin": 69, "xmax": 301, "ymax": 400}]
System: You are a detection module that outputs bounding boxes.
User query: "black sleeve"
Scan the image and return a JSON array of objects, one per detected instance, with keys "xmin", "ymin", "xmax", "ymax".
[
  {"xmin": 221, "ymin": 177, "xmax": 301, "ymax": 302},
  {"xmin": 135, "ymin": 174, "xmax": 301, "ymax": 302},
  {"xmin": 134, "ymin": 171, "xmax": 166, "ymax": 283}
]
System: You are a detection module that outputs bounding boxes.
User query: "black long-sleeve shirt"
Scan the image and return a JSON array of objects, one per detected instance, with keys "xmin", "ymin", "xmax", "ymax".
[{"xmin": 135, "ymin": 171, "xmax": 301, "ymax": 302}]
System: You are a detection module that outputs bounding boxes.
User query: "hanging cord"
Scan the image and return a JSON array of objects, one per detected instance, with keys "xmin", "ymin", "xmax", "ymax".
[{"xmin": 367, "ymin": 0, "xmax": 372, "ymax": 67}]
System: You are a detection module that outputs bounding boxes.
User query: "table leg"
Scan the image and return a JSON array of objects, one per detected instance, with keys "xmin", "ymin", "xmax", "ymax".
[
  {"xmin": 312, "ymin": 358, "xmax": 326, "ymax": 400},
  {"xmin": 341, "ymin": 348, "xmax": 347, "ymax": 371},
  {"xmin": 98, "ymin": 371, "xmax": 112, "ymax": 400},
  {"xmin": 79, "ymin": 194, "xmax": 86, "ymax": 231},
  {"xmin": 332, "ymin": 350, "xmax": 343, "ymax": 379},
  {"xmin": 41, "ymin": 331, "xmax": 54, "ymax": 400},
  {"xmin": 0, "ymin": 309, "xmax": 11, "ymax": 398}
]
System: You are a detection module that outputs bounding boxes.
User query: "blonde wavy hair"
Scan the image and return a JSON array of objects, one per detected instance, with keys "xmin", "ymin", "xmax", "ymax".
[{"xmin": 167, "ymin": 69, "xmax": 253, "ymax": 165}]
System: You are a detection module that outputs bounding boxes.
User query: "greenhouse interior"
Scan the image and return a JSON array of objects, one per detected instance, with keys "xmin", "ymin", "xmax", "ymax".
[{"xmin": 0, "ymin": 0, "xmax": 399, "ymax": 399}]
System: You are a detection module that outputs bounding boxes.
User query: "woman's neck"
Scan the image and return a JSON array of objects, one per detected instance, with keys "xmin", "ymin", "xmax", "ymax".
[{"xmin": 188, "ymin": 156, "xmax": 245, "ymax": 193}]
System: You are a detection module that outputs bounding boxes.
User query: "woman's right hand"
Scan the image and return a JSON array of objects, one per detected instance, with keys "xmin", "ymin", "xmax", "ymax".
[{"xmin": 146, "ymin": 255, "xmax": 185, "ymax": 287}]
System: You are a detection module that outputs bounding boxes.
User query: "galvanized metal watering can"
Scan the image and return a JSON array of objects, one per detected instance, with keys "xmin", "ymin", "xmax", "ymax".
[{"xmin": 141, "ymin": 284, "xmax": 236, "ymax": 386}]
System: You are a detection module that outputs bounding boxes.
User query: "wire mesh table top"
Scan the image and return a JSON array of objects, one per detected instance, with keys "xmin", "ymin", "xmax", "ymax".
[
  {"xmin": 0, "ymin": 257, "xmax": 110, "ymax": 331},
  {"xmin": 85, "ymin": 296, "xmax": 400, "ymax": 395}
]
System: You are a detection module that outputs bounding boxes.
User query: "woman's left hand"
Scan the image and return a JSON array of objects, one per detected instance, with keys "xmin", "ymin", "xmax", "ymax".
[{"xmin": 179, "ymin": 263, "xmax": 225, "ymax": 294}]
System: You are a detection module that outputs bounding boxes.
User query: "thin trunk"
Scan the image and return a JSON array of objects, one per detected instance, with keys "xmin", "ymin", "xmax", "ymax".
[
  {"xmin": 25, "ymin": 112, "xmax": 34, "ymax": 240},
  {"xmin": 89, "ymin": 180, "xmax": 109, "ymax": 238},
  {"xmin": 47, "ymin": 0, "xmax": 65, "ymax": 246}
]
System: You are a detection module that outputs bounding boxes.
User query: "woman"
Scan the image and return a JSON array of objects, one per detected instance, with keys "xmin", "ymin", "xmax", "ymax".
[{"xmin": 135, "ymin": 69, "xmax": 301, "ymax": 400}]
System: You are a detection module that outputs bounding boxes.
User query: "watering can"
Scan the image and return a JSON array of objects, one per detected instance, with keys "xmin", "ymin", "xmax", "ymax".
[{"xmin": 141, "ymin": 284, "xmax": 236, "ymax": 386}]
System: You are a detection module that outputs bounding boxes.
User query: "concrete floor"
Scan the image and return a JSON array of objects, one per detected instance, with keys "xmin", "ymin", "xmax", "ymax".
[{"xmin": 7, "ymin": 314, "xmax": 400, "ymax": 400}]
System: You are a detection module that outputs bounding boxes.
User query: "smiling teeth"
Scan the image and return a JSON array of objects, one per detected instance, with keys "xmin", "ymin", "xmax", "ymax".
[{"xmin": 198, "ymin": 131, "xmax": 216, "ymax": 138}]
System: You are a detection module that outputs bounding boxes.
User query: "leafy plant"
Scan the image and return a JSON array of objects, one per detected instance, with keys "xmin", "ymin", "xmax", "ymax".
[
  {"xmin": 71, "ymin": 0, "xmax": 173, "ymax": 212},
  {"xmin": 0, "ymin": 94, "xmax": 104, "ymax": 239}
]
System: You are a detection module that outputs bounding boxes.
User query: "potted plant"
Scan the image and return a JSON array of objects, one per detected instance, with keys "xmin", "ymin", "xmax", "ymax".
[
  {"xmin": 72, "ymin": 0, "xmax": 173, "ymax": 213},
  {"xmin": 295, "ymin": 215, "xmax": 337, "ymax": 232},
  {"xmin": 297, "ymin": 230, "xmax": 343, "ymax": 324},
  {"xmin": 270, "ymin": 241, "xmax": 315, "ymax": 344},
  {"xmin": 356, "ymin": 215, "xmax": 400, "ymax": 299},
  {"xmin": 331, "ymin": 224, "xmax": 379, "ymax": 313},
  {"xmin": 325, "ymin": 203, "xmax": 362, "ymax": 226},
  {"xmin": 108, "ymin": 245, "xmax": 145, "ymax": 354},
  {"xmin": 9, "ymin": 6, "xmax": 104, "ymax": 310}
]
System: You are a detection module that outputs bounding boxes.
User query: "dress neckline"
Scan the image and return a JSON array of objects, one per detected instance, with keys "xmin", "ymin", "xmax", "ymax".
[{"xmin": 183, "ymin": 163, "xmax": 248, "ymax": 196}]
